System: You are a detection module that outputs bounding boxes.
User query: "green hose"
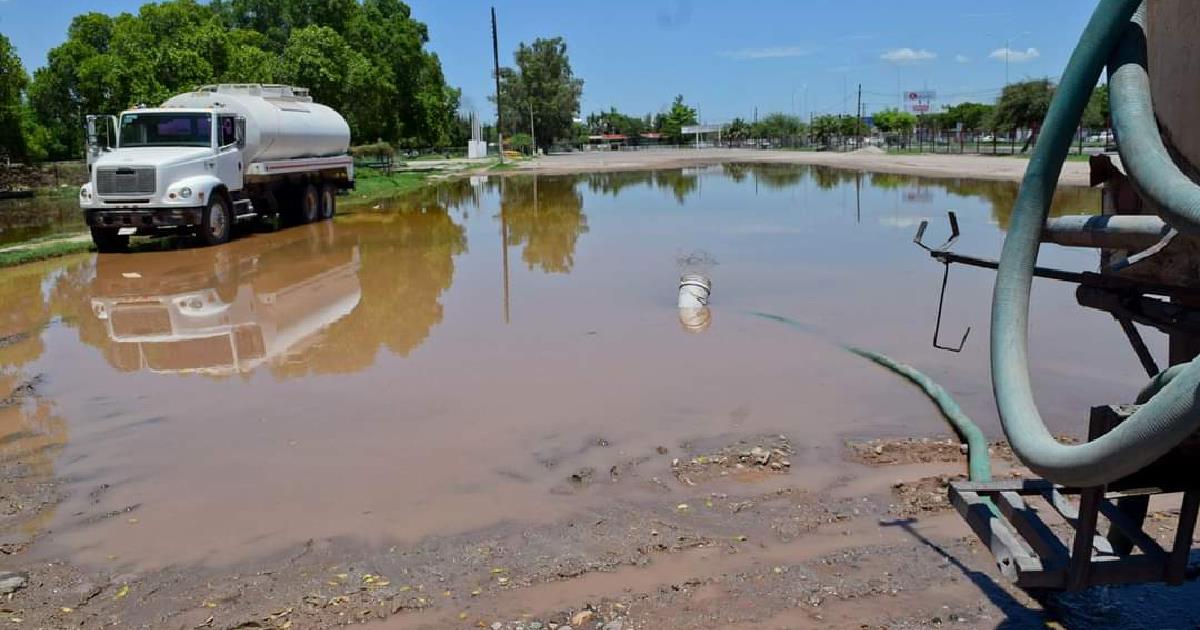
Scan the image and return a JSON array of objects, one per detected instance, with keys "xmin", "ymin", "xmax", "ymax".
[
  {"xmin": 1110, "ymin": 4, "xmax": 1200, "ymax": 237},
  {"xmin": 991, "ymin": 0, "xmax": 1200, "ymax": 488},
  {"xmin": 750, "ymin": 311, "xmax": 992, "ymax": 482}
]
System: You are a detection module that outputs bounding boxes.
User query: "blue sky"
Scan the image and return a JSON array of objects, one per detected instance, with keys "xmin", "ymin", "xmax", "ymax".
[{"xmin": 2, "ymin": 0, "xmax": 1095, "ymax": 122}]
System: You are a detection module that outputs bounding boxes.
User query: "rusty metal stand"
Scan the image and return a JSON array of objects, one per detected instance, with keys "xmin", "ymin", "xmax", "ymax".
[{"xmin": 950, "ymin": 405, "xmax": 1200, "ymax": 592}]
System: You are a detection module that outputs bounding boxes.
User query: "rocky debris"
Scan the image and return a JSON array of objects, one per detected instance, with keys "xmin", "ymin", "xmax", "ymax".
[
  {"xmin": 889, "ymin": 474, "xmax": 963, "ymax": 518},
  {"xmin": 478, "ymin": 603, "xmax": 634, "ymax": 630},
  {"xmin": 670, "ymin": 435, "xmax": 793, "ymax": 485},
  {"xmin": 845, "ymin": 436, "xmax": 1016, "ymax": 467},
  {"xmin": 568, "ymin": 467, "xmax": 595, "ymax": 487},
  {"xmin": 0, "ymin": 571, "xmax": 27, "ymax": 595}
]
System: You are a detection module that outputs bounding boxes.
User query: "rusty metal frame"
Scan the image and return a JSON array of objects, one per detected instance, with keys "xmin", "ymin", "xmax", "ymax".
[{"xmin": 950, "ymin": 478, "xmax": 1200, "ymax": 592}]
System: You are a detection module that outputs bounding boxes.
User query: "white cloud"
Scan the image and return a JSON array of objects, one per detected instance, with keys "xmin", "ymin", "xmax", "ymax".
[
  {"xmin": 722, "ymin": 46, "xmax": 815, "ymax": 60},
  {"xmin": 955, "ymin": 54, "xmax": 971, "ymax": 64},
  {"xmin": 881, "ymin": 48, "xmax": 937, "ymax": 63},
  {"xmin": 989, "ymin": 47, "xmax": 1040, "ymax": 62}
]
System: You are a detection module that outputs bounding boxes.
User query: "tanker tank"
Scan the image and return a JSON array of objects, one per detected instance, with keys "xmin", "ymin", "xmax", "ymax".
[{"xmin": 161, "ymin": 84, "xmax": 350, "ymax": 164}]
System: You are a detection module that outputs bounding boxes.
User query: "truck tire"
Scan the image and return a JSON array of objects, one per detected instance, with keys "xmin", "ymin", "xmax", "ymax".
[
  {"xmin": 90, "ymin": 227, "xmax": 129, "ymax": 253},
  {"xmin": 198, "ymin": 193, "xmax": 233, "ymax": 246},
  {"xmin": 299, "ymin": 184, "xmax": 320, "ymax": 224},
  {"xmin": 319, "ymin": 184, "xmax": 336, "ymax": 220}
]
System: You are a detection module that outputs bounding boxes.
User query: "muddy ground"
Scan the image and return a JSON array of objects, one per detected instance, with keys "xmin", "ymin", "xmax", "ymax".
[{"xmin": 5, "ymin": 390, "xmax": 1200, "ymax": 630}]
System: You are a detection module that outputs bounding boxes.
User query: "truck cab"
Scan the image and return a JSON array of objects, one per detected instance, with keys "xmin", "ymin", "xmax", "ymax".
[
  {"xmin": 81, "ymin": 108, "xmax": 247, "ymax": 250},
  {"xmin": 80, "ymin": 85, "xmax": 354, "ymax": 252}
]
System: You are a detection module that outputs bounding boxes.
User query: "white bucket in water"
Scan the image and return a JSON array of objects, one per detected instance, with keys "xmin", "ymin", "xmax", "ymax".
[
  {"xmin": 678, "ymin": 274, "xmax": 711, "ymax": 309},
  {"xmin": 678, "ymin": 306, "xmax": 712, "ymax": 333}
]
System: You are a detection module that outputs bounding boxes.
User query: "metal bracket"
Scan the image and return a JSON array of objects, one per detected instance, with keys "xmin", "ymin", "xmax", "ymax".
[
  {"xmin": 932, "ymin": 261, "xmax": 971, "ymax": 352},
  {"xmin": 914, "ymin": 212, "xmax": 970, "ymax": 352},
  {"xmin": 913, "ymin": 210, "xmax": 960, "ymax": 253}
]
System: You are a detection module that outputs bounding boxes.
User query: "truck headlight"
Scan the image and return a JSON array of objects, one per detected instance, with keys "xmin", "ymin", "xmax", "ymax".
[
  {"xmin": 179, "ymin": 187, "xmax": 193, "ymax": 199},
  {"xmin": 80, "ymin": 186, "xmax": 92, "ymax": 201}
]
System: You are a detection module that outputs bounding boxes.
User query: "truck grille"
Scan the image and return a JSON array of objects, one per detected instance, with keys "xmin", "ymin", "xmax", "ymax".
[
  {"xmin": 110, "ymin": 304, "xmax": 171, "ymax": 337},
  {"xmin": 96, "ymin": 166, "xmax": 156, "ymax": 195}
]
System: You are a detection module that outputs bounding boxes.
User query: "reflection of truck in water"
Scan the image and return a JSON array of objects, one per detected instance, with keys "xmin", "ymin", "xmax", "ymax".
[
  {"xmin": 87, "ymin": 226, "xmax": 360, "ymax": 375},
  {"xmin": 80, "ymin": 84, "xmax": 353, "ymax": 251}
]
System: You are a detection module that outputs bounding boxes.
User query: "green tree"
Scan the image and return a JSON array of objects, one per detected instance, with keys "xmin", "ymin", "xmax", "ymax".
[
  {"xmin": 0, "ymin": 35, "xmax": 30, "ymax": 160},
  {"xmin": 658, "ymin": 95, "xmax": 697, "ymax": 142},
  {"xmin": 726, "ymin": 117, "xmax": 751, "ymax": 144},
  {"xmin": 942, "ymin": 102, "xmax": 994, "ymax": 132},
  {"xmin": 837, "ymin": 114, "xmax": 864, "ymax": 140},
  {"xmin": 27, "ymin": 0, "xmax": 459, "ymax": 159},
  {"xmin": 992, "ymin": 78, "xmax": 1055, "ymax": 150},
  {"xmin": 494, "ymin": 37, "xmax": 583, "ymax": 151},
  {"xmin": 586, "ymin": 107, "xmax": 646, "ymax": 138},
  {"xmin": 1082, "ymin": 83, "xmax": 1109, "ymax": 130},
  {"xmin": 810, "ymin": 115, "xmax": 837, "ymax": 146},
  {"xmin": 872, "ymin": 108, "xmax": 917, "ymax": 134},
  {"xmin": 751, "ymin": 112, "xmax": 805, "ymax": 143}
]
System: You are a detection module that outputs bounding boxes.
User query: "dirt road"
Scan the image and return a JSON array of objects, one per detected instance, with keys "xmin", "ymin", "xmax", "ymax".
[{"xmin": 499, "ymin": 148, "xmax": 1093, "ymax": 186}]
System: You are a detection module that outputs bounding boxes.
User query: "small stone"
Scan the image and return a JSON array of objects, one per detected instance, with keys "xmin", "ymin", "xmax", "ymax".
[
  {"xmin": 0, "ymin": 572, "xmax": 27, "ymax": 595},
  {"xmin": 570, "ymin": 611, "xmax": 593, "ymax": 626},
  {"xmin": 492, "ymin": 623, "xmax": 504, "ymax": 630},
  {"xmin": 749, "ymin": 446, "xmax": 771, "ymax": 465}
]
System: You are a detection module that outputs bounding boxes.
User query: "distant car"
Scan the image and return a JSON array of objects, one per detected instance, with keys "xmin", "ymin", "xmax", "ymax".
[
  {"xmin": 1087, "ymin": 132, "xmax": 1114, "ymax": 143},
  {"xmin": 980, "ymin": 135, "xmax": 996, "ymax": 142}
]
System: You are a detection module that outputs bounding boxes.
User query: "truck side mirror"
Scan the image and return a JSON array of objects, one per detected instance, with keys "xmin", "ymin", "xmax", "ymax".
[{"xmin": 236, "ymin": 117, "xmax": 246, "ymax": 149}]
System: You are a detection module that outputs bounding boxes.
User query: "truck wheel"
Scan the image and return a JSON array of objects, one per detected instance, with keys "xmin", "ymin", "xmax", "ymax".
[
  {"xmin": 300, "ymin": 184, "xmax": 320, "ymax": 224},
  {"xmin": 90, "ymin": 227, "xmax": 129, "ymax": 253},
  {"xmin": 319, "ymin": 184, "xmax": 336, "ymax": 220},
  {"xmin": 199, "ymin": 193, "xmax": 233, "ymax": 246}
]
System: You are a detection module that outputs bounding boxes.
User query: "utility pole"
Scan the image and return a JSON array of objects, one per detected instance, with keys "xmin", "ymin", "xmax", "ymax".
[
  {"xmin": 529, "ymin": 101, "xmax": 536, "ymax": 155},
  {"xmin": 491, "ymin": 7, "xmax": 504, "ymax": 164},
  {"xmin": 856, "ymin": 83, "xmax": 863, "ymax": 149},
  {"xmin": 1005, "ymin": 37, "xmax": 1011, "ymax": 87}
]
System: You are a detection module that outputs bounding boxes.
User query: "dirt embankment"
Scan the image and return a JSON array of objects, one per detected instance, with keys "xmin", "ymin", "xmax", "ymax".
[
  {"xmin": 491, "ymin": 149, "xmax": 1093, "ymax": 187},
  {"xmin": 1, "ymin": 162, "xmax": 87, "ymax": 192}
]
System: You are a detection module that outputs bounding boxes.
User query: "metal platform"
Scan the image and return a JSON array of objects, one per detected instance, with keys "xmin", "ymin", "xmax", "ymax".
[{"xmin": 950, "ymin": 478, "xmax": 1200, "ymax": 592}]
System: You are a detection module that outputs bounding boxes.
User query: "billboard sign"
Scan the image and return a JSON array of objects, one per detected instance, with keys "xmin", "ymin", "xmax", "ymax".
[{"xmin": 906, "ymin": 89, "xmax": 935, "ymax": 114}]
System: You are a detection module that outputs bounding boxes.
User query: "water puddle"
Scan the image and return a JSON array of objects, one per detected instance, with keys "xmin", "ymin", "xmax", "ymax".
[{"xmin": 0, "ymin": 164, "xmax": 1147, "ymax": 572}]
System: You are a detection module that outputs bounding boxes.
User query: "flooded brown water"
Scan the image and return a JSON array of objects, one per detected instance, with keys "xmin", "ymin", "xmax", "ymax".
[
  {"xmin": 0, "ymin": 193, "xmax": 85, "ymax": 245},
  {"xmin": 0, "ymin": 164, "xmax": 1148, "ymax": 573}
]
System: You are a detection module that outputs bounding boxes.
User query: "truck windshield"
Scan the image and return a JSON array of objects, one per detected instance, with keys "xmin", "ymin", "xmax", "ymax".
[{"xmin": 119, "ymin": 113, "xmax": 212, "ymax": 148}]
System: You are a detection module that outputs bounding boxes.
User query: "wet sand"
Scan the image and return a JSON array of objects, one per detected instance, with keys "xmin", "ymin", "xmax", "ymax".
[
  {"xmin": 0, "ymin": 165, "xmax": 1194, "ymax": 628},
  {"xmin": 499, "ymin": 148, "xmax": 1093, "ymax": 186}
]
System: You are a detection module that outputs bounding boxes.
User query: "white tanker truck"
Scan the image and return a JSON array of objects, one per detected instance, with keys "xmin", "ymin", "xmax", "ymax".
[{"xmin": 79, "ymin": 84, "xmax": 354, "ymax": 251}]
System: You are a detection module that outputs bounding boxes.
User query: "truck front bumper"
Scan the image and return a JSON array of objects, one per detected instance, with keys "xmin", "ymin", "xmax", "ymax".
[{"xmin": 86, "ymin": 208, "xmax": 203, "ymax": 231}]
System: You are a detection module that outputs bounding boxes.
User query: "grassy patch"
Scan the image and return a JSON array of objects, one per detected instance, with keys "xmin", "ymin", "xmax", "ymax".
[
  {"xmin": 37, "ymin": 185, "xmax": 83, "ymax": 199},
  {"xmin": 488, "ymin": 160, "xmax": 521, "ymax": 171},
  {"xmin": 0, "ymin": 238, "xmax": 94, "ymax": 268},
  {"xmin": 348, "ymin": 168, "xmax": 431, "ymax": 202}
]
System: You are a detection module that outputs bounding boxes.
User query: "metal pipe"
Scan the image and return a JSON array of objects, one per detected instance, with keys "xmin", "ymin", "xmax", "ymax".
[{"xmin": 1041, "ymin": 214, "xmax": 1169, "ymax": 249}]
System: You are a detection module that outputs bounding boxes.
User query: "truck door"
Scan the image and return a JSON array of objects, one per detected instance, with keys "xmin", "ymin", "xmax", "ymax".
[{"xmin": 216, "ymin": 114, "xmax": 244, "ymax": 192}]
